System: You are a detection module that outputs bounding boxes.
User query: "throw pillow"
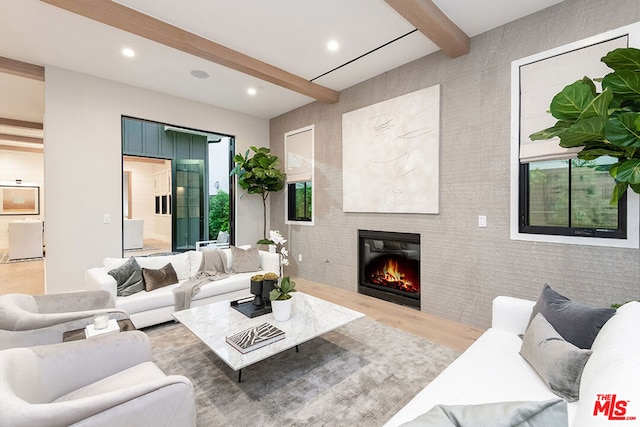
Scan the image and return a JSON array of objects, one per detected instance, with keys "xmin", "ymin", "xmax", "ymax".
[
  {"xmin": 529, "ymin": 284, "xmax": 615, "ymax": 349},
  {"xmin": 108, "ymin": 257, "xmax": 144, "ymax": 297},
  {"xmin": 229, "ymin": 245, "xmax": 260, "ymax": 273},
  {"xmin": 520, "ymin": 313, "xmax": 592, "ymax": 402},
  {"xmin": 200, "ymin": 249, "xmax": 229, "ymax": 273},
  {"xmin": 142, "ymin": 263, "xmax": 179, "ymax": 292}
]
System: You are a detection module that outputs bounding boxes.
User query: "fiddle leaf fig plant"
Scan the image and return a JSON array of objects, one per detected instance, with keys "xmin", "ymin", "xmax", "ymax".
[
  {"xmin": 230, "ymin": 146, "xmax": 286, "ymax": 240},
  {"xmin": 529, "ymin": 47, "xmax": 640, "ymax": 204}
]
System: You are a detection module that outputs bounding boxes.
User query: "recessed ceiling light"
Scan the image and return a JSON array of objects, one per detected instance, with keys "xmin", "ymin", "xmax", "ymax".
[
  {"xmin": 327, "ymin": 40, "xmax": 339, "ymax": 52},
  {"xmin": 190, "ymin": 69, "xmax": 210, "ymax": 79},
  {"xmin": 121, "ymin": 47, "xmax": 135, "ymax": 58},
  {"xmin": 247, "ymin": 87, "xmax": 257, "ymax": 96}
]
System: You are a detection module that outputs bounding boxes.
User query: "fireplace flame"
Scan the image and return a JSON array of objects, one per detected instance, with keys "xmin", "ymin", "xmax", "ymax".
[{"xmin": 370, "ymin": 258, "xmax": 418, "ymax": 293}]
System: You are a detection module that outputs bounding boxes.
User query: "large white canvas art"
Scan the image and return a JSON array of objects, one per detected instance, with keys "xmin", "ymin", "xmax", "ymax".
[{"xmin": 342, "ymin": 85, "xmax": 440, "ymax": 213}]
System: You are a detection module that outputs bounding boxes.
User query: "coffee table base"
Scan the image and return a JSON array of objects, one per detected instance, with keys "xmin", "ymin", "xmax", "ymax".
[{"xmin": 236, "ymin": 345, "xmax": 299, "ymax": 382}]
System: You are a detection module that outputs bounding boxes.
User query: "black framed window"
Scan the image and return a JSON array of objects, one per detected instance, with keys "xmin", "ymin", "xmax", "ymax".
[
  {"xmin": 519, "ymin": 157, "xmax": 626, "ymax": 239},
  {"xmin": 287, "ymin": 181, "xmax": 312, "ymax": 222}
]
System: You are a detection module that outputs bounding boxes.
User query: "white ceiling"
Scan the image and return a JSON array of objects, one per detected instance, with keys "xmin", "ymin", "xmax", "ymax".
[{"xmin": 0, "ymin": 0, "xmax": 566, "ymax": 129}]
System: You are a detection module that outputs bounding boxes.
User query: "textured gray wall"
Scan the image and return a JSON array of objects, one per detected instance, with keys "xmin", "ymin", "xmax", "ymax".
[{"xmin": 269, "ymin": 0, "xmax": 640, "ymax": 329}]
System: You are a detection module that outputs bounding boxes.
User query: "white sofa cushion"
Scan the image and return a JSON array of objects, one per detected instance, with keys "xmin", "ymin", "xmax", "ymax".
[
  {"xmin": 572, "ymin": 302, "xmax": 640, "ymax": 427},
  {"xmin": 384, "ymin": 328, "xmax": 577, "ymax": 426},
  {"xmin": 116, "ymin": 284, "xmax": 178, "ymax": 314},
  {"xmin": 103, "ymin": 252, "xmax": 202, "ymax": 281}
]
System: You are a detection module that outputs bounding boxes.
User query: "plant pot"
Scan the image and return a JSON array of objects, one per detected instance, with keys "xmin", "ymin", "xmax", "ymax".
[
  {"xmin": 262, "ymin": 279, "xmax": 277, "ymax": 306},
  {"xmin": 271, "ymin": 297, "xmax": 292, "ymax": 321},
  {"xmin": 250, "ymin": 280, "xmax": 264, "ymax": 306}
]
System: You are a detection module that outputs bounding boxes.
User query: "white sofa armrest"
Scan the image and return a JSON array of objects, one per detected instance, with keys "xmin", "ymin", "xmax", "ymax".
[
  {"xmin": 491, "ymin": 296, "xmax": 536, "ymax": 335},
  {"xmin": 85, "ymin": 268, "xmax": 117, "ymax": 301},
  {"xmin": 259, "ymin": 250, "xmax": 281, "ymax": 273}
]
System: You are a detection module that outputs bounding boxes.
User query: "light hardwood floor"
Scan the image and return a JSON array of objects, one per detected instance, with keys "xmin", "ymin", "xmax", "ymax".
[{"xmin": 0, "ymin": 258, "xmax": 484, "ymax": 352}]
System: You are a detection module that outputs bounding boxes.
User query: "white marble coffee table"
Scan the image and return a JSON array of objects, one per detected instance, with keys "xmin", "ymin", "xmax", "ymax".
[{"xmin": 172, "ymin": 292, "xmax": 364, "ymax": 381}]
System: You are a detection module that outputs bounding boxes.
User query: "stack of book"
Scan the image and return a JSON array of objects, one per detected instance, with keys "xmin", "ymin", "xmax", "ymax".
[{"xmin": 226, "ymin": 322, "xmax": 285, "ymax": 354}]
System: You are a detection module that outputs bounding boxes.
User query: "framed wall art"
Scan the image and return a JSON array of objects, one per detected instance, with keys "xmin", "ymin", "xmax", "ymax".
[
  {"xmin": 0, "ymin": 185, "xmax": 40, "ymax": 215},
  {"xmin": 342, "ymin": 84, "xmax": 441, "ymax": 214}
]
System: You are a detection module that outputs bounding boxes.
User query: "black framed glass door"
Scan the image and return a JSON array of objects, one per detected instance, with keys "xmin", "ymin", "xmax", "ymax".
[{"xmin": 173, "ymin": 159, "xmax": 205, "ymax": 251}]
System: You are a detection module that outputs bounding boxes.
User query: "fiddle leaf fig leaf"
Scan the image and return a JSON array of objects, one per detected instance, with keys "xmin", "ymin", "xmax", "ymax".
[
  {"xmin": 529, "ymin": 121, "xmax": 571, "ymax": 141},
  {"xmin": 604, "ymin": 112, "xmax": 640, "ymax": 147},
  {"xmin": 614, "ymin": 159, "xmax": 640, "ymax": 184},
  {"xmin": 577, "ymin": 146, "xmax": 625, "ymax": 160},
  {"xmin": 601, "ymin": 47, "xmax": 640, "ymax": 72},
  {"xmin": 602, "ymin": 70, "xmax": 640, "ymax": 99},
  {"xmin": 549, "ymin": 81, "xmax": 595, "ymax": 120},
  {"xmin": 579, "ymin": 87, "xmax": 613, "ymax": 119},
  {"xmin": 609, "ymin": 182, "xmax": 628, "ymax": 205},
  {"xmin": 581, "ymin": 76, "xmax": 597, "ymax": 96},
  {"xmin": 558, "ymin": 116, "xmax": 606, "ymax": 148}
]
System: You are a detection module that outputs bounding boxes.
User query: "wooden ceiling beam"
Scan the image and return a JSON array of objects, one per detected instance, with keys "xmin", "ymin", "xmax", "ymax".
[
  {"xmin": 385, "ymin": 0, "xmax": 469, "ymax": 58},
  {"xmin": 0, "ymin": 56, "xmax": 45, "ymax": 81},
  {"xmin": 0, "ymin": 144, "xmax": 43, "ymax": 154},
  {"xmin": 0, "ymin": 133, "xmax": 43, "ymax": 144},
  {"xmin": 40, "ymin": 0, "xmax": 339, "ymax": 104},
  {"xmin": 0, "ymin": 118, "xmax": 43, "ymax": 130}
]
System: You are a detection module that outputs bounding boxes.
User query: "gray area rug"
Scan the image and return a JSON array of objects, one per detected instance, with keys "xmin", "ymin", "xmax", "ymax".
[{"xmin": 145, "ymin": 317, "xmax": 460, "ymax": 427}]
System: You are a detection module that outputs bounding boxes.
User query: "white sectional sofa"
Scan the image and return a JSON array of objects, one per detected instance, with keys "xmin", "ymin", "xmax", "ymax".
[
  {"xmin": 386, "ymin": 293, "xmax": 640, "ymax": 427},
  {"xmin": 86, "ymin": 248, "xmax": 280, "ymax": 329}
]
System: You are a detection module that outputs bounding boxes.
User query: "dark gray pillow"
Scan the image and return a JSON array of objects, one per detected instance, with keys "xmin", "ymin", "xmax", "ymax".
[
  {"xmin": 108, "ymin": 257, "xmax": 144, "ymax": 297},
  {"xmin": 230, "ymin": 246, "xmax": 260, "ymax": 273},
  {"xmin": 520, "ymin": 313, "xmax": 592, "ymax": 402},
  {"xmin": 142, "ymin": 263, "xmax": 179, "ymax": 292},
  {"xmin": 529, "ymin": 284, "xmax": 615, "ymax": 349}
]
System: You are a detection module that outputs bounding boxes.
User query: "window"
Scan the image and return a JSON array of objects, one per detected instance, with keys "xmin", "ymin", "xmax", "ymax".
[
  {"xmin": 285, "ymin": 126, "xmax": 314, "ymax": 225},
  {"xmin": 520, "ymin": 158, "xmax": 626, "ymax": 238},
  {"xmin": 287, "ymin": 181, "xmax": 312, "ymax": 221},
  {"xmin": 511, "ymin": 28, "xmax": 639, "ymax": 248}
]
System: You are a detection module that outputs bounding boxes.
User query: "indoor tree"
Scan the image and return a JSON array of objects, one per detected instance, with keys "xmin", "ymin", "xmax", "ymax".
[
  {"xmin": 530, "ymin": 47, "xmax": 640, "ymax": 204},
  {"xmin": 230, "ymin": 146, "xmax": 286, "ymax": 241}
]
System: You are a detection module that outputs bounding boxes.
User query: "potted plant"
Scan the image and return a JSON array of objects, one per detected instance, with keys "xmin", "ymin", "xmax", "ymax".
[
  {"xmin": 230, "ymin": 146, "xmax": 286, "ymax": 240},
  {"xmin": 269, "ymin": 276, "xmax": 297, "ymax": 321},
  {"xmin": 529, "ymin": 47, "xmax": 640, "ymax": 204},
  {"xmin": 261, "ymin": 272, "xmax": 279, "ymax": 306},
  {"xmin": 250, "ymin": 274, "xmax": 264, "ymax": 306}
]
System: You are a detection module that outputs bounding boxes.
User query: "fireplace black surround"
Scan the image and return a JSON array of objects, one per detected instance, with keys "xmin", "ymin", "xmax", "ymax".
[{"xmin": 358, "ymin": 230, "xmax": 420, "ymax": 309}]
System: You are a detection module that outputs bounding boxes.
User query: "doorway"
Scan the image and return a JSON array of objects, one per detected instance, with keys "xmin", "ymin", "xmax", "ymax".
[{"xmin": 121, "ymin": 117, "xmax": 234, "ymax": 254}]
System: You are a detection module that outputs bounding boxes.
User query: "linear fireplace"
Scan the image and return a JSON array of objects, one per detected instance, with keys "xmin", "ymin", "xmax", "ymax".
[{"xmin": 358, "ymin": 230, "xmax": 420, "ymax": 309}]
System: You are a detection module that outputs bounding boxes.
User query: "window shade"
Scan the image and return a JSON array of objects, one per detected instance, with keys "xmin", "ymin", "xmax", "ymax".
[
  {"xmin": 285, "ymin": 128, "xmax": 313, "ymax": 183},
  {"xmin": 519, "ymin": 36, "xmax": 627, "ymax": 163}
]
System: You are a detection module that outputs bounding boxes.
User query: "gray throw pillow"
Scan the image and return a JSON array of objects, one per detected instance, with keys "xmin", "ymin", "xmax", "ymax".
[
  {"xmin": 401, "ymin": 398, "xmax": 567, "ymax": 427},
  {"xmin": 230, "ymin": 246, "xmax": 260, "ymax": 273},
  {"xmin": 108, "ymin": 257, "xmax": 144, "ymax": 297},
  {"xmin": 520, "ymin": 313, "xmax": 592, "ymax": 402},
  {"xmin": 142, "ymin": 263, "xmax": 179, "ymax": 292},
  {"xmin": 529, "ymin": 284, "xmax": 615, "ymax": 349}
]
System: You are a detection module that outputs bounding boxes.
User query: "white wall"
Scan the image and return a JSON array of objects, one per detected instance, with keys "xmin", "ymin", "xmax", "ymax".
[
  {"xmin": 0, "ymin": 149, "xmax": 44, "ymax": 249},
  {"xmin": 123, "ymin": 159, "xmax": 156, "ymax": 239},
  {"xmin": 44, "ymin": 67, "xmax": 268, "ymax": 293},
  {"xmin": 269, "ymin": 0, "xmax": 640, "ymax": 329}
]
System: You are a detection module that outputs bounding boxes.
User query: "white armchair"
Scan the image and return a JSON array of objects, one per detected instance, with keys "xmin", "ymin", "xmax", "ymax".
[
  {"xmin": 0, "ymin": 331, "xmax": 196, "ymax": 426},
  {"xmin": 0, "ymin": 290, "xmax": 129, "ymax": 350}
]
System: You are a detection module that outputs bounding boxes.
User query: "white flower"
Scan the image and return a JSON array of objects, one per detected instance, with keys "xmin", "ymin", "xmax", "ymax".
[
  {"xmin": 269, "ymin": 230, "xmax": 287, "ymax": 245},
  {"xmin": 267, "ymin": 230, "xmax": 290, "ymax": 270}
]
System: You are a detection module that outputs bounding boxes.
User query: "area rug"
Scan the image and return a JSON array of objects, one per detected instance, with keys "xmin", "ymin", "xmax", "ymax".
[
  {"xmin": 144, "ymin": 317, "xmax": 460, "ymax": 427},
  {"xmin": 0, "ymin": 252, "xmax": 44, "ymax": 264}
]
